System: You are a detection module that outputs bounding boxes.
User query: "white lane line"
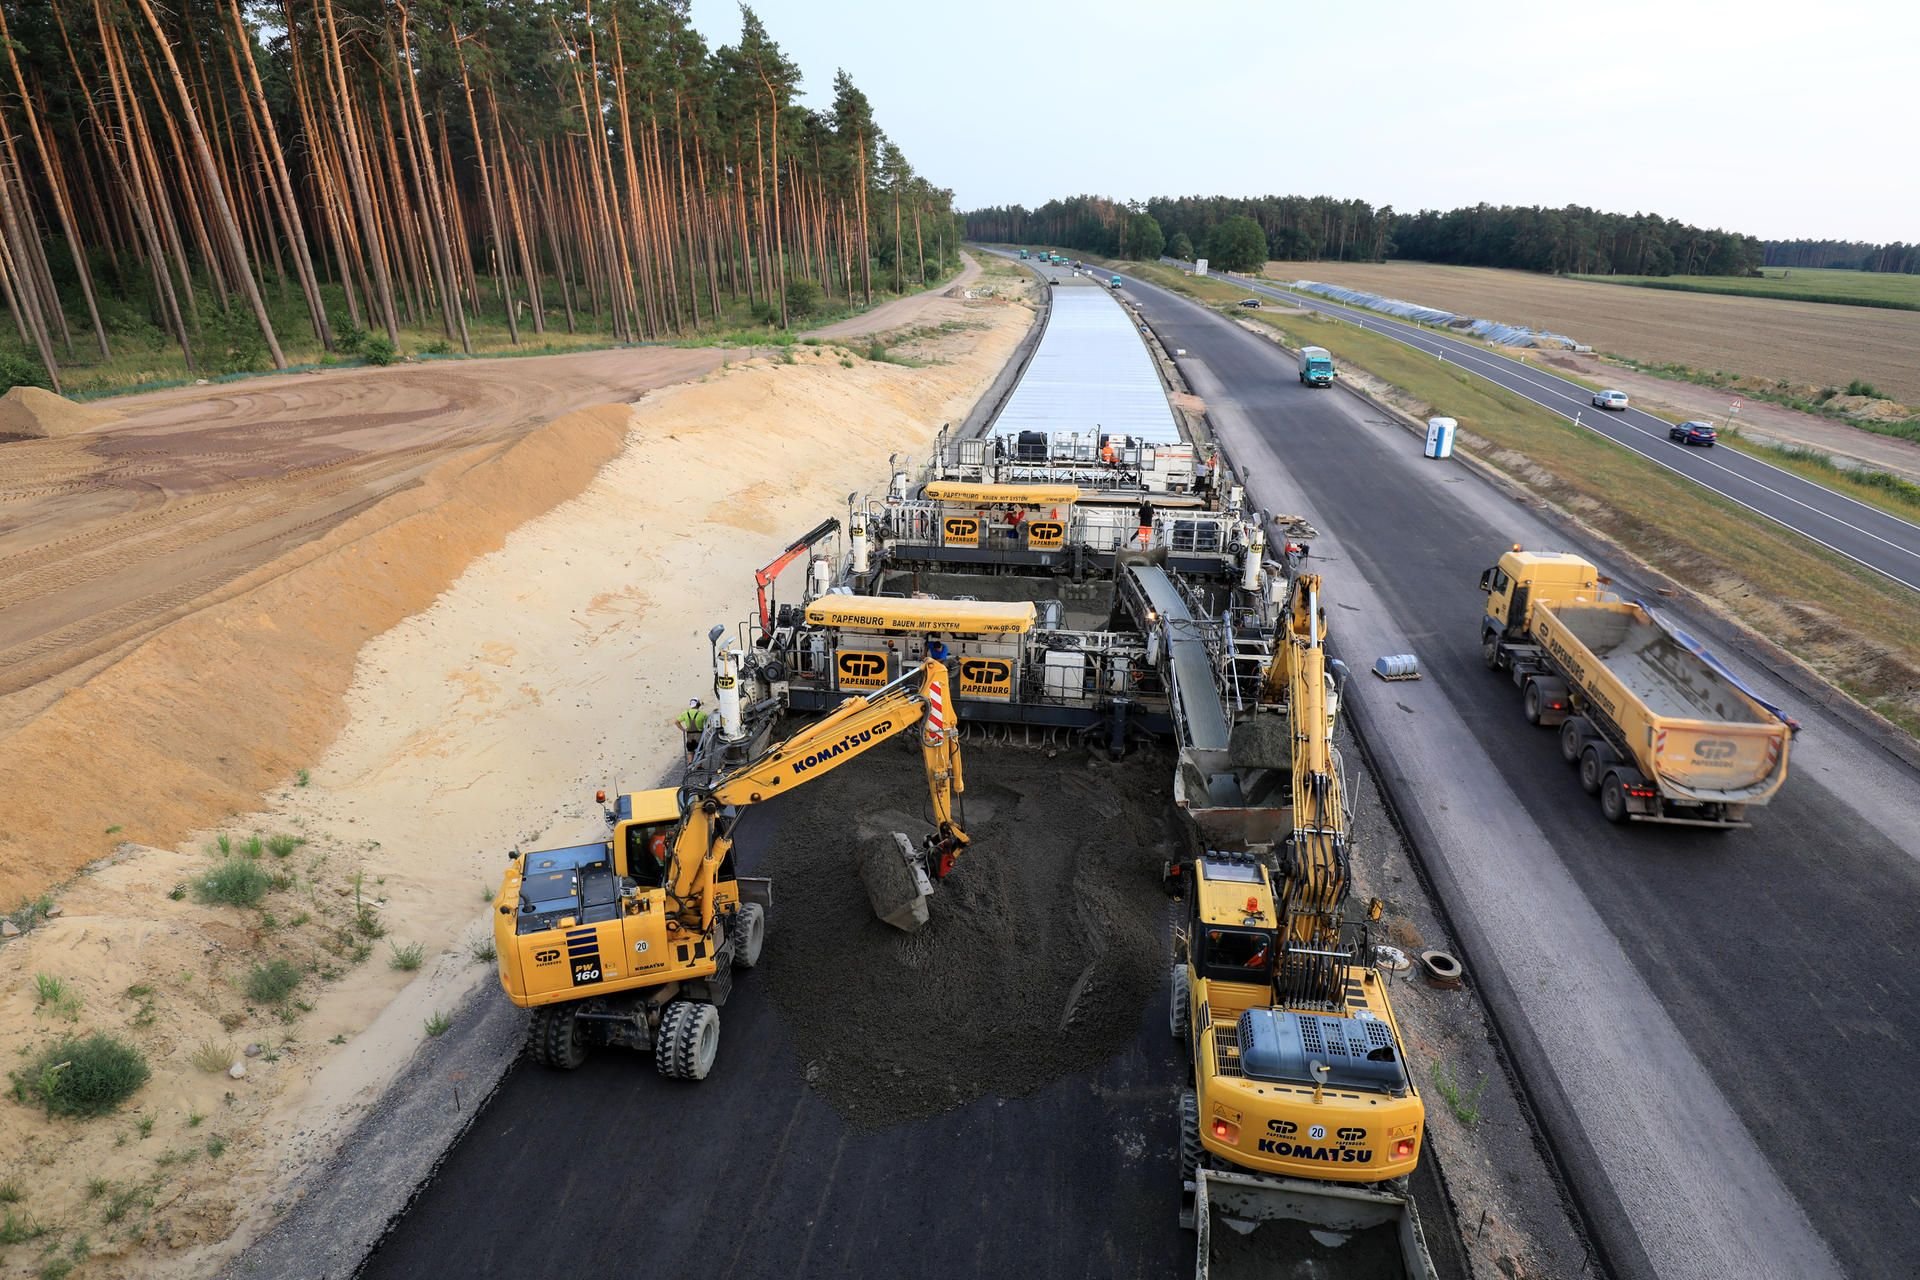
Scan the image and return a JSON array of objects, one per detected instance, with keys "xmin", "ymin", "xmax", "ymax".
[
  {"xmin": 1244, "ymin": 277, "xmax": 1920, "ymax": 540},
  {"xmin": 1224, "ymin": 280, "xmax": 1920, "ymax": 590}
]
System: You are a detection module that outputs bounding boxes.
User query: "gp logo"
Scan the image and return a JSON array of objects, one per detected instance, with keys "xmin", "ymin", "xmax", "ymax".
[
  {"xmin": 835, "ymin": 650, "xmax": 888, "ymax": 690},
  {"xmin": 533, "ymin": 948, "xmax": 561, "ymax": 965},
  {"xmin": 958, "ymin": 657, "xmax": 1013, "ymax": 701},
  {"xmin": 1026, "ymin": 520, "xmax": 1065, "ymax": 549},
  {"xmin": 943, "ymin": 517, "xmax": 980, "ymax": 547},
  {"xmin": 1693, "ymin": 739, "xmax": 1738, "ymax": 761}
]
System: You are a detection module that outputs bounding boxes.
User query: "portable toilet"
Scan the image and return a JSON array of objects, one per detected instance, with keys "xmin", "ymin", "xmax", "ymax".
[{"xmin": 1424, "ymin": 417, "xmax": 1457, "ymax": 459}]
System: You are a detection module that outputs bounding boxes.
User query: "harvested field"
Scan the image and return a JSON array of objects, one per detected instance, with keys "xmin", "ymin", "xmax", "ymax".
[
  {"xmin": 1263, "ymin": 260, "xmax": 1920, "ymax": 404},
  {"xmin": 762, "ymin": 741, "xmax": 1175, "ymax": 1127}
]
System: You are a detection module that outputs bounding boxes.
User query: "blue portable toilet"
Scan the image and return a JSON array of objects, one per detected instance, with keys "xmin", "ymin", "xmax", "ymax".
[{"xmin": 1424, "ymin": 417, "xmax": 1457, "ymax": 459}]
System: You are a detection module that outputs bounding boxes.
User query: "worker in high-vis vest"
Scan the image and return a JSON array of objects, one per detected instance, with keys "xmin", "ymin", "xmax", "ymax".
[{"xmin": 674, "ymin": 698, "xmax": 708, "ymax": 762}]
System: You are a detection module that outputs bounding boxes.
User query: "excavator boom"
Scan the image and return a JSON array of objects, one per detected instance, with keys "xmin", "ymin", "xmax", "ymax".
[{"xmin": 667, "ymin": 660, "xmax": 968, "ymax": 936}]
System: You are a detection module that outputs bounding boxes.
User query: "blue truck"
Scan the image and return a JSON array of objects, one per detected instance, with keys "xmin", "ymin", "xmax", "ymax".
[{"xmin": 1298, "ymin": 346, "xmax": 1336, "ymax": 388}]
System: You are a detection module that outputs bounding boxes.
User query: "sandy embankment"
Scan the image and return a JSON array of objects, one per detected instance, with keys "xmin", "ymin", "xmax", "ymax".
[{"xmin": 0, "ymin": 294, "xmax": 1028, "ymax": 1278}]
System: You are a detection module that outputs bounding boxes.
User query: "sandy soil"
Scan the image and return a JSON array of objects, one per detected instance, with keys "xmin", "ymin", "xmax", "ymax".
[
  {"xmin": 1265, "ymin": 260, "xmax": 1920, "ymax": 405},
  {"xmin": 0, "ymin": 287, "xmax": 1031, "ymax": 1277},
  {"xmin": 0, "ymin": 346, "xmax": 733, "ymax": 738}
]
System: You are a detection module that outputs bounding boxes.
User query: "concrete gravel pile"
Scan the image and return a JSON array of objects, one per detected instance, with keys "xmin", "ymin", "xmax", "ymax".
[{"xmin": 760, "ymin": 741, "xmax": 1175, "ymax": 1128}]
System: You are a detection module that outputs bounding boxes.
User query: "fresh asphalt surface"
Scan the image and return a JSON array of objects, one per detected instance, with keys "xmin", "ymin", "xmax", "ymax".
[
  {"xmin": 1189, "ymin": 261, "xmax": 1920, "ymax": 593},
  {"xmin": 1099, "ymin": 260, "xmax": 1920, "ymax": 1280}
]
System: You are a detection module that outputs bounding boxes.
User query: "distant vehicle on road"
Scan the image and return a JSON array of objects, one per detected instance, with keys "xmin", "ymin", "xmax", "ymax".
[
  {"xmin": 1237, "ymin": 298, "xmax": 1261, "ymax": 309},
  {"xmin": 1109, "ymin": 275, "xmax": 1123, "ymax": 289},
  {"xmin": 1669, "ymin": 421, "xmax": 1717, "ymax": 447},
  {"xmin": 1591, "ymin": 389, "xmax": 1630, "ymax": 411},
  {"xmin": 1017, "ymin": 249, "xmax": 1029, "ymax": 259}
]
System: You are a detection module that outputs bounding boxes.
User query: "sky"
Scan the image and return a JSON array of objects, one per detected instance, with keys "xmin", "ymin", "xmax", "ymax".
[{"xmin": 687, "ymin": 0, "xmax": 1918, "ymax": 244}]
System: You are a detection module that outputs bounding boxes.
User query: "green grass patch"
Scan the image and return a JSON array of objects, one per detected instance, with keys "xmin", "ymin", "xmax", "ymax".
[
  {"xmin": 424, "ymin": 1011, "xmax": 452, "ymax": 1037},
  {"xmin": 1571, "ymin": 267, "xmax": 1920, "ymax": 311},
  {"xmin": 1429, "ymin": 1059, "xmax": 1489, "ymax": 1127},
  {"xmin": 12, "ymin": 1035, "xmax": 151, "ymax": 1118},
  {"xmin": 389, "ymin": 942, "xmax": 425, "ymax": 972},
  {"xmin": 1229, "ymin": 303, "xmax": 1920, "ymax": 734},
  {"xmin": 244, "ymin": 959, "xmax": 302, "ymax": 1005},
  {"xmin": 191, "ymin": 858, "xmax": 272, "ymax": 908}
]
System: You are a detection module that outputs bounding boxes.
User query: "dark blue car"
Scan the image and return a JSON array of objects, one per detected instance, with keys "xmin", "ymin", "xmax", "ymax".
[{"xmin": 1669, "ymin": 420, "xmax": 1717, "ymax": 447}]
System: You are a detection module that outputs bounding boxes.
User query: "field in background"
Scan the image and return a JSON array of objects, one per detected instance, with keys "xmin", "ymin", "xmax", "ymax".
[
  {"xmin": 1257, "ymin": 260, "xmax": 1920, "ymax": 404},
  {"xmin": 1570, "ymin": 267, "xmax": 1920, "ymax": 311},
  {"xmin": 1120, "ymin": 259, "xmax": 1920, "ymax": 734}
]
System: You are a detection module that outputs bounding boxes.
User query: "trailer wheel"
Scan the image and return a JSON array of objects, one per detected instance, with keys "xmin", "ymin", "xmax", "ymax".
[
  {"xmin": 729, "ymin": 903, "xmax": 766, "ymax": 970},
  {"xmin": 1169, "ymin": 964, "xmax": 1190, "ymax": 1042},
  {"xmin": 1600, "ymin": 773, "xmax": 1631, "ymax": 824},
  {"xmin": 1560, "ymin": 717, "xmax": 1590, "ymax": 765},
  {"xmin": 654, "ymin": 1000, "xmax": 721, "ymax": 1081},
  {"xmin": 1481, "ymin": 632, "xmax": 1501, "ymax": 670},
  {"xmin": 1524, "ymin": 681, "xmax": 1546, "ymax": 725},
  {"xmin": 1179, "ymin": 1089, "xmax": 1201, "ymax": 1185},
  {"xmin": 1579, "ymin": 744, "xmax": 1610, "ymax": 796},
  {"xmin": 529, "ymin": 1003, "xmax": 588, "ymax": 1071}
]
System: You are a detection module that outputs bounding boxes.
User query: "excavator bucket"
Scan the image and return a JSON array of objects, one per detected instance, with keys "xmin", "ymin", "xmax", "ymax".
[{"xmin": 859, "ymin": 833, "xmax": 935, "ymax": 933}]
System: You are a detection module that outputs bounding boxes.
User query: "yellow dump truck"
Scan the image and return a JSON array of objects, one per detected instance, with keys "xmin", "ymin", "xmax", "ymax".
[{"xmin": 1478, "ymin": 549, "xmax": 1794, "ymax": 828}]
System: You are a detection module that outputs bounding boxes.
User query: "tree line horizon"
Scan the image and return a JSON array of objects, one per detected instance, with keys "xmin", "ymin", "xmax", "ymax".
[
  {"xmin": 962, "ymin": 194, "xmax": 1917, "ymax": 278},
  {"xmin": 0, "ymin": 0, "xmax": 963, "ymax": 396}
]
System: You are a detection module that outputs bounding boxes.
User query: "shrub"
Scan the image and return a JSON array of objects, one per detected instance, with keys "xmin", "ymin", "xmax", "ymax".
[
  {"xmin": 192, "ymin": 858, "xmax": 271, "ymax": 908},
  {"xmin": 749, "ymin": 300, "xmax": 780, "ymax": 327},
  {"xmin": 189, "ymin": 1041, "xmax": 231, "ymax": 1074},
  {"xmin": 200, "ymin": 302, "xmax": 269, "ymax": 376},
  {"xmin": 332, "ymin": 324, "xmax": 367, "ymax": 355},
  {"xmin": 785, "ymin": 279, "xmax": 823, "ymax": 319},
  {"xmin": 245, "ymin": 959, "xmax": 302, "ymax": 1005},
  {"xmin": 1845, "ymin": 378, "xmax": 1883, "ymax": 399},
  {"xmin": 421, "ymin": 338, "xmax": 452, "ymax": 356},
  {"xmin": 389, "ymin": 942, "xmax": 425, "ymax": 972},
  {"xmin": 0, "ymin": 348, "xmax": 51, "ymax": 395},
  {"xmin": 423, "ymin": 1011, "xmax": 452, "ymax": 1037},
  {"xmin": 12, "ymin": 1034, "xmax": 151, "ymax": 1118},
  {"xmin": 362, "ymin": 336, "xmax": 397, "ymax": 367},
  {"xmin": 266, "ymin": 833, "xmax": 304, "ymax": 859}
]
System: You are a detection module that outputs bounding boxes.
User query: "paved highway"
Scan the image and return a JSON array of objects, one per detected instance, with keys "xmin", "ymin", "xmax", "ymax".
[
  {"xmin": 1105, "ymin": 261, "xmax": 1920, "ymax": 1280},
  {"xmin": 1177, "ymin": 260, "xmax": 1920, "ymax": 592}
]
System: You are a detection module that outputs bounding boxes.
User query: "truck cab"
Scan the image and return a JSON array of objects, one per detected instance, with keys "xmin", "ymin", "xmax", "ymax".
[
  {"xmin": 1298, "ymin": 347, "xmax": 1337, "ymax": 387},
  {"xmin": 1017, "ymin": 248, "xmax": 1029, "ymax": 259},
  {"xmin": 1478, "ymin": 549, "xmax": 1602, "ymax": 642}
]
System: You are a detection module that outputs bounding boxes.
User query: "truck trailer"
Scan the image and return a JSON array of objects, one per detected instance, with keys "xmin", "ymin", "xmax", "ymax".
[{"xmin": 1478, "ymin": 549, "xmax": 1793, "ymax": 827}]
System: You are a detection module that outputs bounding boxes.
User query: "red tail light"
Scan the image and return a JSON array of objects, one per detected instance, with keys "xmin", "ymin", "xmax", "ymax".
[
  {"xmin": 1392, "ymin": 1138, "xmax": 1416, "ymax": 1161},
  {"xmin": 1211, "ymin": 1119, "xmax": 1240, "ymax": 1144}
]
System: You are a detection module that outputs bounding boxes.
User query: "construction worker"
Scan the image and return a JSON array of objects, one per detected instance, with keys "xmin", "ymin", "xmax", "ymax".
[
  {"xmin": 927, "ymin": 636, "xmax": 950, "ymax": 666},
  {"xmin": 1100, "ymin": 435, "xmax": 1117, "ymax": 467},
  {"xmin": 1136, "ymin": 497, "xmax": 1155, "ymax": 547},
  {"xmin": 674, "ymin": 698, "xmax": 708, "ymax": 762}
]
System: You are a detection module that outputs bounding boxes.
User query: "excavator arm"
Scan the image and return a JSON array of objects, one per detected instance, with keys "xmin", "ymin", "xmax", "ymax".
[
  {"xmin": 663, "ymin": 660, "xmax": 968, "ymax": 935},
  {"xmin": 1276, "ymin": 574, "xmax": 1352, "ymax": 1002}
]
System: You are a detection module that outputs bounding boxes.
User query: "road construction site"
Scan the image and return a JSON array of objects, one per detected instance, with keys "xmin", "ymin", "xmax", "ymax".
[{"xmin": 7, "ymin": 250, "xmax": 1909, "ymax": 1280}]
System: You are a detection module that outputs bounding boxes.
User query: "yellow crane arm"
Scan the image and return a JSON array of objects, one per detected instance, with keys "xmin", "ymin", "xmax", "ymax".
[
  {"xmin": 1282, "ymin": 574, "xmax": 1349, "ymax": 945},
  {"xmin": 664, "ymin": 661, "xmax": 969, "ymax": 932}
]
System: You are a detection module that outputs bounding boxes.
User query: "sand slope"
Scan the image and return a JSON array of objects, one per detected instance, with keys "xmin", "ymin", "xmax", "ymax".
[
  {"xmin": 0, "ymin": 295, "xmax": 1031, "ymax": 1278},
  {"xmin": 0, "ymin": 385, "xmax": 120, "ymax": 437}
]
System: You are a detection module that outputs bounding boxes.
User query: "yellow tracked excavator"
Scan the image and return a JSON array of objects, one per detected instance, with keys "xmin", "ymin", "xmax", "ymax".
[
  {"xmin": 1172, "ymin": 573, "xmax": 1428, "ymax": 1245},
  {"xmin": 493, "ymin": 661, "xmax": 967, "ymax": 1079}
]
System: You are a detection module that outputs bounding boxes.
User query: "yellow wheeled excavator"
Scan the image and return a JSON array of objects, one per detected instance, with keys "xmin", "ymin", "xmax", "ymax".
[
  {"xmin": 1172, "ymin": 574, "xmax": 1425, "ymax": 1218},
  {"xmin": 493, "ymin": 660, "xmax": 967, "ymax": 1080}
]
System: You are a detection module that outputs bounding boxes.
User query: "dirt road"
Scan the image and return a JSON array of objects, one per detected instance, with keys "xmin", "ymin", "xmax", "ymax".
[
  {"xmin": 805, "ymin": 251, "xmax": 984, "ymax": 339},
  {"xmin": 0, "ymin": 347, "xmax": 731, "ymax": 734}
]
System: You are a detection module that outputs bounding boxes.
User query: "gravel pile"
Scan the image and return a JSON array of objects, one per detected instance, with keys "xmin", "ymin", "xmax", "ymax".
[{"xmin": 761, "ymin": 741, "xmax": 1175, "ymax": 1127}]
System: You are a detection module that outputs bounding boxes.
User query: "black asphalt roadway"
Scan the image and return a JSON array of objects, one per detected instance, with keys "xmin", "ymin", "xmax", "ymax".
[
  {"xmin": 1188, "ymin": 260, "xmax": 1920, "ymax": 593},
  {"xmin": 1107, "ymin": 262, "xmax": 1920, "ymax": 1280}
]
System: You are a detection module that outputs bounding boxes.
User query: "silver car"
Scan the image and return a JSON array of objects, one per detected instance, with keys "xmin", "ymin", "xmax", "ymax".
[{"xmin": 1592, "ymin": 389, "xmax": 1630, "ymax": 411}]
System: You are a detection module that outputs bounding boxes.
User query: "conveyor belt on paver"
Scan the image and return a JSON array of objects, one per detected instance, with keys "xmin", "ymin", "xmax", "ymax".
[{"xmin": 1126, "ymin": 562, "xmax": 1228, "ymax": 751}]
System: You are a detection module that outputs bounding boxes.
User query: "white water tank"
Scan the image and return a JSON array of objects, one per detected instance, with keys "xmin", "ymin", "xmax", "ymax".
[{"xmin": 1424, "ymin": 418, "xmax": 1457, "ymax": 459}]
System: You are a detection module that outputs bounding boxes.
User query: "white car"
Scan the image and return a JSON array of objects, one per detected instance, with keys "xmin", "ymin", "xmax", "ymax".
[{"xmin": 1592, "ymin": 389, "xmax": 1629, "ymax": 411}]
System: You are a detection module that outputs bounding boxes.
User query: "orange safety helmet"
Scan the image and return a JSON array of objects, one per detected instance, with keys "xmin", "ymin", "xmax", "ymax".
[{"xmin": 648, "ymin": 832, "xmax": 670, "ymax": 863}]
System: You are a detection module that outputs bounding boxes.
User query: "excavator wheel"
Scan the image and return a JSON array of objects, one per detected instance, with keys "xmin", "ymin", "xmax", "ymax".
[
  {"xmin": 655, "ymin": 1000, "xmax": 721, "ymax": 1081},
  {"xmin": 1178, "ymin": 1089, "xmax": 1202, "ymax": 1185},
  {"xmin": 529, "ymin": 1003, "xmax": 588, "ymax": 1071},
  {"xmin": 1168, "ymin": 964, "xmax": 1190, "ymax": 1042},
  {"xmin": 729, "ymin": 903, "xmax": 766, "ymax": 970}
]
